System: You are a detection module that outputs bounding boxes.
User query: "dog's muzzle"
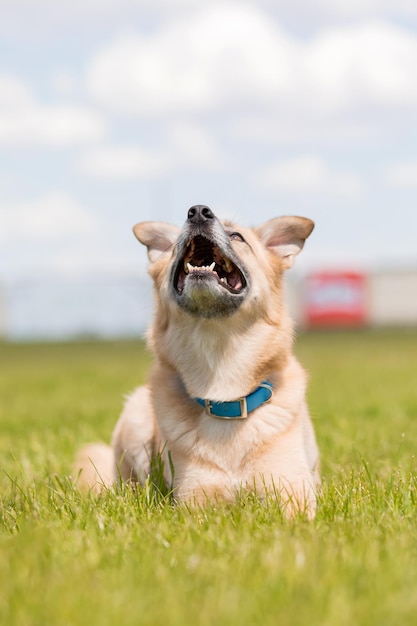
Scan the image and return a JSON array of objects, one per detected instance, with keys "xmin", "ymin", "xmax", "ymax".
[
  {"xmin": 172, "ymin": 206, "xmax": 248, "ymax": 308},
  {"xmin": 174, "ymin": 234, "xmax": 246, "ymax": 295}
]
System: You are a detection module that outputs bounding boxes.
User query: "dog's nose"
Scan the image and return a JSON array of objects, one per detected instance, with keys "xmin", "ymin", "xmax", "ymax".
[{"xmin": 187, "ymin": 205, "xmax": 214, "ymax": 223}]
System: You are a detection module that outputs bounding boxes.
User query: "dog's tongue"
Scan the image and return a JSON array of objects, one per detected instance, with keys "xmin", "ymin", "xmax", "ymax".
[
  {"xmin": 227, "ymin": 269, "xmax": 243, "ymax": 291},
  {"xmin": 177, "ymin": 272, "xmax": 186, "ymax": 292}
]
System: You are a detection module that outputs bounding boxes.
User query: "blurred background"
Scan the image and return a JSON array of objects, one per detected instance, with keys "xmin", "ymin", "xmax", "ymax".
[{"xmin": 1, "ymin": 0, "xmax": 417, "ymax": 340}]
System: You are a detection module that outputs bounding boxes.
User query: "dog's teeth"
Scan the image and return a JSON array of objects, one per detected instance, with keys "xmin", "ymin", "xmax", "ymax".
[
  {"xmin": 220, "ymin": 277, "xmax": 227, "ymax": 284},
  {"xmin": 185, "ymin": 262, "xmax": 216, "ymax": 274},
  {"xmin": 224, "ymin": 258, "xmax": 233, "ymax": 273}
]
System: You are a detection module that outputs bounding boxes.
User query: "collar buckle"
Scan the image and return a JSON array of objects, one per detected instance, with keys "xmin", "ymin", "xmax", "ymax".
[
  {"xmin": 239, "ymin": 397, "xmax": 248, "ymax": 418},
  {"xmin": 204, "ymin": 397, "xmax": 248, "ymax": 419}
]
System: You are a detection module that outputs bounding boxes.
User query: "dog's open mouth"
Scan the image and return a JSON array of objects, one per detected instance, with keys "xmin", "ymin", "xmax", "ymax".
[{"xmin": 174, "ymin": 235, "xmax": 246, "ymax": 295}]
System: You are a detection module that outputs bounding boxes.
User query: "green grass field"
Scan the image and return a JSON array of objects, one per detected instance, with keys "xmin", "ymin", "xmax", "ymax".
[{"xmin": 1, "ymin": 330, "xmax": 416, "ymax": 625}]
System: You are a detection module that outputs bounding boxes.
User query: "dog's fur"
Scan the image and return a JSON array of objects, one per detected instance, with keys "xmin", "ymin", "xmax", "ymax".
[{"xmin": 75, "ymin": 206, "xmax": 319, "ymax": 518}]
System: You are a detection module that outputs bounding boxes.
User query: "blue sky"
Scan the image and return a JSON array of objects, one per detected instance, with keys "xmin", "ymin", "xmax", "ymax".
[{"xmin": 2, "ymin": 0, "xmax": 417, "ymax": 291}]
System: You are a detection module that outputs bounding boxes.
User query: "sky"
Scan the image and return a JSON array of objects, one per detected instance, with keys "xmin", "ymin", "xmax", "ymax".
[{"xmin": 1, "ymin": 0, "xmax": 417, "ymax": 336}]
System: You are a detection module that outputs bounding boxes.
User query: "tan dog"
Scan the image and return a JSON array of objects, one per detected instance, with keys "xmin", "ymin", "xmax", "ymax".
[{"xmin": 76, "ymin": 205, "xmax": 319, "ymax": 518}]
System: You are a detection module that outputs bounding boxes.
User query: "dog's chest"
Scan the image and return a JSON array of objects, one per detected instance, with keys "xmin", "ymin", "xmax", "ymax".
[
  {"xmin": 164, "ymin": 323, "xmax": 272, "ymax": 401},
  {"xmin": 165, "ymin": 405, "xmax": 285, "ymax": 481}
]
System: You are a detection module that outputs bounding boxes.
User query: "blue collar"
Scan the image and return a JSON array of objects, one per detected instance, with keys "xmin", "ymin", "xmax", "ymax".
[{"xmin": 195, "ymin": 381, "xmax": 273, "ymax": 420}]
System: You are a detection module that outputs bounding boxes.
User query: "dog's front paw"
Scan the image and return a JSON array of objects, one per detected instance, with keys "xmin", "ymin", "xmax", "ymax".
[{"xmin": 278, "ymin": 481, "xmax": 317, "ymax": 520}]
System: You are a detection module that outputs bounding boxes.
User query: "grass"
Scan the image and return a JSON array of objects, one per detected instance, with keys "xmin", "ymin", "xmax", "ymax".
[{"xmin": 1, "ymin": 330, "xmax": 417, "ymax": 625}]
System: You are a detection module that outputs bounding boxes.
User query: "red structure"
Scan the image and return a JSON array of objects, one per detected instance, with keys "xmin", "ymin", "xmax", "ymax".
[{"xmin": 305, "ymin": 271, "xmax": 368, "ymax": 328}]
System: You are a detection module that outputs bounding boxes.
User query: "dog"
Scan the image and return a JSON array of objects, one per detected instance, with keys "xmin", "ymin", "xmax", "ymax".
[{"xmin": 75, "ymin": 205, "xmax": 319, "ymax": 518}]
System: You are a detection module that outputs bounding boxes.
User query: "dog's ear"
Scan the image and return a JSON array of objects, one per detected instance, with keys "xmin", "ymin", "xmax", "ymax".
[
  {"xmin": 133, "ymin": 221, "xmax": 180, "ymax": 263},
  {"xmin": 256, "ymin": 216, "xmax": 314, "ymax": 270}
]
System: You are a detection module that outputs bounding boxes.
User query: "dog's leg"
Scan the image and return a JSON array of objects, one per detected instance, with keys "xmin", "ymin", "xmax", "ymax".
[
  {"xmin": 111, "ymin": 385, "xmax": 161, "ymax": 485},
  {"xmin": 251, "ymin": 422, "xmax": 318, "ymax": 519},
  {"xmin": 175, "ymin": 472, "xmax": 316, "ymax": 518},
  {"xmin": 273, "ymin": 477, "xmax": 317, "ymax": 520},
  {"xmin": 175, "ymin": 477, "xmax": 238, "ymax": 507},
  {"xmin": 301, "ymin": 404, "xmax": 321, "ymax": 486},
  {"xmin": 73, "ymin": 442, "xmax": 116, "ymax": 494}
]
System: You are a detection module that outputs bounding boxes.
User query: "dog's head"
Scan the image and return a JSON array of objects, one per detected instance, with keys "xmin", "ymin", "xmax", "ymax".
[{"xmin": 134, "ymin": 205, "xmax": 314, "ymax": 320}]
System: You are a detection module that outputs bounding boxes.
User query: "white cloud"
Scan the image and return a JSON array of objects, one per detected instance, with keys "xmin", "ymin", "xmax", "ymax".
[
  {"xmin": 309, "ymin": 0, "xmax": 417, "ymax": 18},
  {"xmin": 0, "ymin": 73, "xmax": 106, "ymax": 148},
  {"xmin": 77, "ymin": 123, "xmax": 227, "ymax": 180},
  {"xmin": 85, "ymin": 5, "xmax": 296, "ymax": 116},
  {"xmin": 0, "ymin": 192, "xmax": 98, "ymax": 243},
  {"xmin": 0, "ymin": 189, "xmax": 149, "ymax": 280},
  {"xmin": 385, "ymin": 161, "xmax": 417, "ymax": 188},
  {"xmin": 302, "ymin": 21, "xmax": 417, "ymax": 113},
  {"xmin": 233, "ymin": 117, "xmax": 373, "ymax": 145},
  {"xmin": 0, "ymin": 73, "xmax": 32, "ymax": 110},
  {"xmin": 256, "ymin": 155, "xmax": 364, "ymax": 198},
  {"xmin": 85, "ymin": 7, "xmax": 417, "ymax": 124},
  {"xmin": 51, "ymin": 69, "xmax": 79, "ymax": 97},
  {"xmin": 3, "ymin": 1, "xmax": 417, "ymax": 39},
  {"xmin": 166, "ymin": 122, "xmax": 228, "ymax": 169},
  {"xmin": 77, "ymin": 145, "xmax": 168, "ymax": 180}
]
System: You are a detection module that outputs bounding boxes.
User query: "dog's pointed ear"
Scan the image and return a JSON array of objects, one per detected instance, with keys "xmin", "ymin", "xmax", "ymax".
[
  {"xmin": 256, "ymin": 216, "xmax": 314, "ymax": 269},
  {"xmin": 133, "ymin": 221, "xmax": 180, "ymax": 263}
]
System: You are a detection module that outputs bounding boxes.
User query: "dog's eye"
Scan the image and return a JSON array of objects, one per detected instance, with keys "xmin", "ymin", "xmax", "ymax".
[{"xmin": 229, "ymin": 232, "xmax": 244, "ymax": 242}]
